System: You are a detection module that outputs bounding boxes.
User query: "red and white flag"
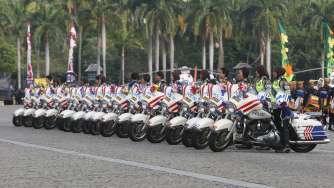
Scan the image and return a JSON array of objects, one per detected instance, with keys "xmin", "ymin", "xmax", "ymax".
[{"xmin": 26, "ymin": 23, "xmax": 33, "ymax": 84}]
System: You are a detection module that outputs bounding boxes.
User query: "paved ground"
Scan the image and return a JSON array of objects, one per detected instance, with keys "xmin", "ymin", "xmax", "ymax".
[{"xmin": 1, "ymin": 106, "xmax": 334, "ymax": 188}]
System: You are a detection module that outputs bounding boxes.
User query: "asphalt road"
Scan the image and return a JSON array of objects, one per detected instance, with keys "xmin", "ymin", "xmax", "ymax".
[{"xmin": 1, "ymin": 106, "xmax": 334, "ymax": 188}]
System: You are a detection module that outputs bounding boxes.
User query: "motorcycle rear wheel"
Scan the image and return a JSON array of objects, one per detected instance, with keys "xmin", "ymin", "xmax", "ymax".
[
  {"xmin": 33, "ymin": 116, "xmax": 45, "ymax": 129},
  {"xmin": 290, "ymin": 144, "xmax": 317, "ymax": 153},
  {"xmin": 182, "ymin": 129, "xmax": 193, "ymax": 147},
  {"xmin": 192, "ymin": 128, "xmax": 210, "ymax": 150},
  {"xmin": 129, "ymin": 122, "xmax": 147, "ymax": 142},
  {"xmin": 101, "ymin": 120, "xmax": 116, "ymax": 137},
  {"xmin": 208, "ymin": 129, "xmax": 232, "ymax": 152},
  {"xmin": 166, "ymin": 127, "xmax": 184, "ymax": 145},
  {"xmin": 57, "ymin": 118, "xmax": 65, "ymax": 130},
  {"xmin": 147, "ymin": 125, "xmax": 166, "ymax": 143},
  {"xmin": 71, "ymin": 119, "xmax": 83, "ymax": 133}
]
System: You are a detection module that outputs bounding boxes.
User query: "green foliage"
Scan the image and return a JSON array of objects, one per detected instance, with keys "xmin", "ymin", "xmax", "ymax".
[
  {"xmin": 1, "ymin": 0, "xmax": 334, "ymax": 81},
  {"xmin": 0, "ymin": 39, "xmax": 16, "ymax": 72}
]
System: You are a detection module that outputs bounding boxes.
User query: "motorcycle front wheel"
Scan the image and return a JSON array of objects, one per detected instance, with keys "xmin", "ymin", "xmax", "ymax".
[
  {"xmin": 82, "ymin": 120, "xmax": 91, "ymax": 134},
  {"xmin": 23, "ymin": 115, "xmax": 33, "ymax": 127},
  {"xmin": 290, "ymin": 144, "xmax": 317, "ymax": 153},
  {"xmin": 71, "ymin": 119, "xmax": 83, "ymax": 133},
  {"xmin": 62, "ymin": 118, "xmax": 72, "ymax": 132},
  {"xmin": 33, "ymin": 116, "xmax": 45, "ymax": 129},
  {"xmin": 182, "ymin": 129, "xmax": 193, "ymax": 147},
  {"xmin": 57, "ymin": 118, "xmax": 65, "ymax": 130},
  {"xmin": 147, "ymin": 125, "xmax": 166, "ymax": 143},
  {"xmin": 166, "ymin": 126, "xmax": 184, "ymax": 145},
  {"xmin": 116, "ymin": 121, "xmax": 129, "ymax": 138},
  {"xmin": 129, "ymin": 122, "xmax": 147, "ymax": 142},
  {"xmin": 90, "ymin": 120, "xmax": 101, "ymax": 135},
  {"xmin": 101, "ymin": 120, "xmax": 117, "ymax": 137},
  {"xmin": 44, "ymin": 115, "xmax": 57, "ymax": 129},
  {"xmin": 208, "ymin": 129, "xmax": 232, "ymax": 152},
  {"xmin": 13, "ymin": 116, "xmax": 23, "ymax": 127},
  {"xmin": 192, "ymin": 128, "xmax": 210, "ymax": 150}
]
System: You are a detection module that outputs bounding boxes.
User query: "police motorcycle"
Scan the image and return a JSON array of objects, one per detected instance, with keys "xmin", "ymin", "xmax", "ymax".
[
  {"xmin": 13, "ymin": 86, "xmax": 35, "ymax": 127},
  {"xmin": 128, "ymin": 85, "xmax": 165, "ymax": 142},
  {"xmin": 32, "ymin": 91, "xmax": 56, "ymax": 129},
  {"xmin": 164, "ymin": 84, "xmax": 197, "ymax": 145},
  {"xmin": 209, "ymin": 83, "xmax": 330, "ymax": 153},
  {"xmin": 22, "ymin": 88, "xmax": 44, "ymax": 127},
  {"xmin": 89, "ymin": 86, "xmax": 113, "ymax": 135},
  {"xmin": 114, "ymin": 86, "xmax": 139, "ymax": 138},
  {"xmin": 146, "ymin": 85, "xmax": 183, "ymax": 143},
  {"xmin": 100, "ymin": 86, "xmax": 128, "ymax": 137},
  {"xmin": 191, "ymin": 84, "xmax": 227, "ymax": 150},
  {"xmin": 57, "ymin": 87, "xmax": 80, "ymax": 131}
]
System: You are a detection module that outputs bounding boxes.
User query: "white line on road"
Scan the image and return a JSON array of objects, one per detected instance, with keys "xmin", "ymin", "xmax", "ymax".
[{"xmin": 0, "ymin": 138, "xmax": 271, "ymax": 188}]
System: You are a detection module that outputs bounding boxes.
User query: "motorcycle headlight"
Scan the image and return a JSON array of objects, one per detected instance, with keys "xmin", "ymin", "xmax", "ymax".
[{"xmin": 210, "ymin": 107, "xmax": 216, "ymax": 113}]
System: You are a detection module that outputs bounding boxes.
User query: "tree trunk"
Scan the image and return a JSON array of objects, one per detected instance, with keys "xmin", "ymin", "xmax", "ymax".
[
  {"xmin": 162, "ymin": 39, "xmax": 167, "ymax": 79},
  {"xmin": 260, "ymin": 51, "xmax": 264, "ymax": 66},
  {"xmin": 209, "ymin": 32, "xmax": 214, "ymax": 72},
  {"xmin": 148, "ymin": 35, "xmax": 153, "ymax": 83},
  {"xmin": 102, "ymin": 14, "xmax": 107, "ymax": 77},
  {"xmin": 266, "ymin": 34, "xmax": 271, "ymax": 78},
  {"xmin": 202, "ymin": 39, "xmax": 206, "ymax": 70},
  {"xmin": 36, "ymin": 44, "xmax": 40, "ymax": 78},
  {"xmin": 169, "ymin": 35, "xmax": 175, "ymax": 80},
  {"xmin": 16, "ymin": 38, "xmax": 21, "ymax": 89},
  {"xmin": 78, "ymin": 27, "xmax": 83, "ymax": 81},
  {"xmin": 260, "ymin": 33, "xmax": 265, "ymax": 66},
  {"xmin": 121, "ymin": 45, "xmax": 125, "ymax": 85},
  {"xmin": 218, "ymin": 27, "xmax": 224, "ymax": 70},
  {"xmin": 97, "ymin": 33, "xmax": 101, "ymax": 75},
  {"xmin": 45, "ymin": 35, "xmax": 50, "ymax": 76},
  {"xmin": 155, "ymin": 26, "xmax": 160, "ymax": 71}
]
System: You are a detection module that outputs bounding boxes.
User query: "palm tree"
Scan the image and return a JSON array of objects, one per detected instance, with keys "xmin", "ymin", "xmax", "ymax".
[
  {"xmin": 140, "ymin": 0, "xmax": 178, "ymax": 75},
  {"xmin": 33, "ymin": 2, "xmax": 65, "ymax": 76},
  {"xmin": 191, "ymin": 0, "xmax": 220, "ymax": 72},
  {"xmin": 241, "ymin": 0, "xmax": 287, "ymax": 77},
  {"xmin": 0, "ymin": 0, "xmax": 30, "ymax": 89}
]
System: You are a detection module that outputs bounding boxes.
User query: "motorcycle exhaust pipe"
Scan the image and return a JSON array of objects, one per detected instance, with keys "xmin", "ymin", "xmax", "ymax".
[{"xmin": 289, "ymin": 139, "xmax": 330, "ymax": 144}]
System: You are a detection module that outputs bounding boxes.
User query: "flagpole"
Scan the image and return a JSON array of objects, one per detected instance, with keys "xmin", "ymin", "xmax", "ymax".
[
  {"xmin": 66, "ymin": 23, "xmax": 77, "ymax": 84},
  {"xmin": 26, "ymin": 23, "xmax": 33, "ymax": 85}
]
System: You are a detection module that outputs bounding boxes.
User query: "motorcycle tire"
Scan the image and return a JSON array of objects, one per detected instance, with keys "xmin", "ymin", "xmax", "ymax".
[
  {"xmin": 182, "ymin": 129, "xmax": 193, "ymax": 147},
  {"xmin": 62, "ymin": 118, "xmax": 72, "ymax": 132},
  {"xmin": 44, "ymin": 115, "xmax": 57, "ymax": 129},
  {"xmin": 192, "ymin": 128, "xmax": 210, "ymax": 150},
  {"xmin": 147, "ymin": 125, "xmax": 166, "ymax": 143},
  {"xmin": 33, "ymin": 116, "xmax": 45, "ymax": 129},
  {"xmin": 208, "ymin": 129, "xmax": 232, "ymax": 152},
  {"xmin": 71, "ymin": 119, "xmax": 83, "ymax": 133},
  {"xmin": 129, "ymin": 122, "xmax": 147, "ymax": 142},
  {"xmin": 13, "ymin": 116, "xmax": 23, "ymax": 127},
  {"xmin": 82, "ymin": 120, "xmax": 91, "ymax": 134},
  {"xmin": 23, "ymin": 115, "xmax": 33, "ymax": 127},
  {"xmin": 166, "ymin": 127, "xmax": 184, "ymax": 145},
  {"xmin": 90, "ymin": 121, "xmax": 101, "ymax": 135},
  {"xmin": 101, "ymin": 120, "xmax": 116, "ymax": 137},
  {"xmin": 290, "ymin": 144, "xmax": 317, "ymax": 153},
  {"xmin": 116, "ymin": 121, "xmax": 129, "ymax": 138}
]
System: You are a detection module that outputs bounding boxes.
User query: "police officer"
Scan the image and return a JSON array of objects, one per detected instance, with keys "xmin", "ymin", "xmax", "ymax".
[
  {"xmin": 255, "ymin": 65, "xmax": 270, "ymax": 93},
  {"xmin": 272, "ymin": 67, "xmax": 291, "ymax": 153},
  {"xmin": 154, "ymin": 71, "xmax": 167, "ymax": 92}
]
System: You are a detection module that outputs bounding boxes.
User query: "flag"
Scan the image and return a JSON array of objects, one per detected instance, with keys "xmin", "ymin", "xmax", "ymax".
[
  {"xmin": 279, "ymin": 21, "xmax": 293, "ymax": 82},
  {"xmin": 26, "ymin": 23, "xmax": 33, "ymax": 84},
  {"xmin": 66, "ymin": 24, "xmax": 77, "ymax": 83},
  {"xmin": 323, "ymin": 21, "xmax": 334, "ymax": 77}
]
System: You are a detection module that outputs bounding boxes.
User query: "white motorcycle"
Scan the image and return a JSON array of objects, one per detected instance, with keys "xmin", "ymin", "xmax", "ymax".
[
  {"xmin": 13, "ymin": 96, "xmax": 34, "ymax": 127},
  {"xmin": 147, "ymin": 92, "xmax": 183, "ymax": 143},
  {"xmin": 128, "ymin": 91, "xmax": 164, "ymax": 142}
]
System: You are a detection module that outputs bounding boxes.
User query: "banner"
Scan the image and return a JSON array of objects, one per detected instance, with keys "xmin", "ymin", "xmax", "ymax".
[
  {"xmin": 278, "ymin": 21, "xmax": 293, "ymax": 81},
  {"xmin": 26, "ymin": 23, "xmax": 33, "ymax": 85},
  {"xmin": 66, "ymin": 24, "xmax": 77, "ymax": 83},
  {"xmin": 323, "ymin": 21, "xmax": 334, "ymax": 77}
]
